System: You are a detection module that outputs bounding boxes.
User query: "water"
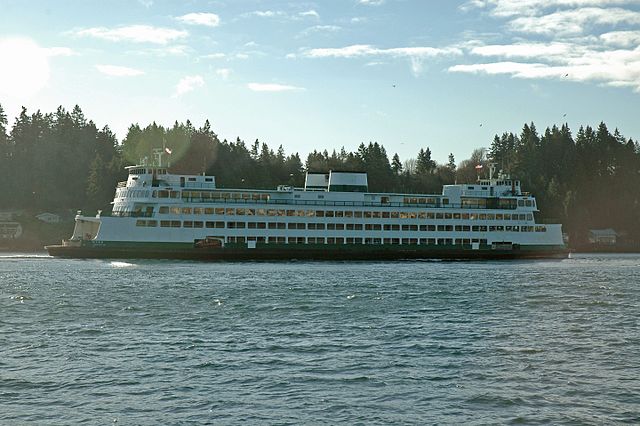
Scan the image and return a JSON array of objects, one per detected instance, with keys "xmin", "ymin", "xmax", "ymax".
[{"xmin": 1, "ymin": 254, "xmax": 639, "ymax": 424}]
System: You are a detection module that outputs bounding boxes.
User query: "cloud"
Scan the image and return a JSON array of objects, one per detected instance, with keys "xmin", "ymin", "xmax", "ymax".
[
  {"xmin": 298, "ymin": 25, "xmax": 342, "ymax": 37},
  {"xmin": 305, "ymin": 44, "xmax": 462, "ymax": 58},
  {"xmin": 462, "ymin": 0, "xmax": 636, "ymax": 17},
  {"xmin": 202, "ymin": 52, "xmax": 226, "ymax": 59},
  {"xmin": 509, "ymin": 7, "xmax": 640, "ymax": 35},
  {"xmin": 75, "ymin": 25, "xmax": 187, "ymax": 44},
  {"xmin": 451, "ymin": 42, "xmax": 640, "ymax": 92},
  {"xmin": 304, "ymin": 44, "xmax": 462, "ymax": 76},
  {"xmin": 173, "ymin": 75, "xmax": 204, "ymax": 97},
  {"xmin": 176, "ymin": 12, "xmax": 220, "ymax": 27},
  {"xmin": 451, "ymin": 1, "xmax": 640, "ymax": 94},
  {"xmin": 247, "ymin": 83, "xmax": 305, "ymax": 92},
  {"xmin": 600, "ymin": 30, "xmax": 640, "ymax": 47},
  {"xmin": 470, "ymin": 42, "xmax": 575, "ymax": 59},
  {"xmin": 358, "ymin": 0, "xmax": 385, "ymax": 5},
  {"xmin": 216, "ymin": 68, "xmax": 231, "ymax": 80},
  {"xmin": 96, "ymin": 64, "xmax": 145, "ymax": 77},
  {"xmin": 300, "ymin": 10, "xmax": 320, "ymax": 18},
  {"xmin": 0, "ymin": 37, "xmax": 51, "ymax": 99},
  {"xmin": 250, "ymin": 10, "xmax": 286, "ymax": 18}
]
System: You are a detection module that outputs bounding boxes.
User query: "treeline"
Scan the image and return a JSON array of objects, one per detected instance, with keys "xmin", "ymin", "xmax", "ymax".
[
  {"xmin": 488, "ymin": 123, "xmax": 640, "ymax": 244},
  {"xmin": 0, "ymin": 103, "xmax": 638, "ymax": 243}
]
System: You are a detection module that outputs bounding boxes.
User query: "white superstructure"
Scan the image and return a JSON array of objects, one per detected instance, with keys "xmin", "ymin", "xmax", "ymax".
[{"xmin": 67, "ymin": 154, "xmax": 564, "ymax": 253}]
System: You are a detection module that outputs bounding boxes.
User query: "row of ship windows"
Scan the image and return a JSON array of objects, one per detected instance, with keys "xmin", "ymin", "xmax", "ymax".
[
  {"xmin": 223, "ymin": 237, "xmax": 488, "ymax": 245},
  {"xmin": 156, "ymin": 206, "xmax": 534, "ymax": 221},
  {"xmin": 135, "ymin": 219, "xmax": 547, "ymax": 233}
]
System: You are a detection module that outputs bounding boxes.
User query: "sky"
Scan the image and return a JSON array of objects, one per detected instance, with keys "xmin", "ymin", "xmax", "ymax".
[{"xmin": 1, "ymin": 0, "xmax": 639, "ymax": 165}]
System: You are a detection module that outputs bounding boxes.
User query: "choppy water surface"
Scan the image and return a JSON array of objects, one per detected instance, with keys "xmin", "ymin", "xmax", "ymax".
[{"xmin": 1, "ymin": 253, "xmax": 639, "ymax": 424}]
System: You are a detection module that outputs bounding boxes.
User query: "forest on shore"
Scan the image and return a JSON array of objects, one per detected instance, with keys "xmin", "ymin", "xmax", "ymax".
[{"xmin": 1, "ymin": 103, "xmax": 639, "ymax": 247}]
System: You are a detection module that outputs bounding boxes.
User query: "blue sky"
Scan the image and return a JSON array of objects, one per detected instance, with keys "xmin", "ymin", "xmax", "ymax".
[{"xmin": 1, "ymin": 0, "xmax": 639, "ymax": 164}]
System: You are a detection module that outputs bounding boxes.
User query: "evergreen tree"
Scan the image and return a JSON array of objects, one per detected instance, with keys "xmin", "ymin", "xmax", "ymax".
[{"xmin": 391, "ymin": 153, "xmax": 403, "ymax": 175}]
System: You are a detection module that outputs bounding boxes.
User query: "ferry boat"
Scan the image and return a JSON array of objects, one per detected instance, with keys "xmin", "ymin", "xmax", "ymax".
[{"xmin": 46, "ymin": 150, "xmax": 568, "ymax": 260}]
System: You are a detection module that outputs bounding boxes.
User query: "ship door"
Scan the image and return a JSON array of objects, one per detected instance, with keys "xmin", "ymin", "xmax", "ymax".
[
  {"xmin": 180, "ymin": 177, "xmax": 185, "ymax": 187},
  {"xmin": 490, "ymin": 187, "xmax": 494, "ymax": 196}
]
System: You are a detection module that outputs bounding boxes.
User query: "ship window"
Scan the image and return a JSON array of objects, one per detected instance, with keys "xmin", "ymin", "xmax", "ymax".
[
  {"xmin": 527, "ymin": 214, "xmax": 533, "ymax": 221},
  {"xmin": 182, "ymin": 207, "xmax": 192, "ymax": 214},
  {"xmin": 188, "ymin": 178, "xmax": 196, "ymax": 182},
  {"xmin": 159, "ymin": 206, "xmax": 169, "ymax": 214},
  {"xmin": 436, "ymin": 213, "xmax": 443, "ymax": 219},
  {"xmin": 205, "ymin": 208, "xmax": 214, "ymax": 214},
  {"xmin": 215, "ymin": 208, "xmax": 225, "ymax": 215},
  {"xmin": 194, "ymin": 208, "xmax": 204, "ymax": 215},
  {"xmin": 171, "ymin": 221, "xmax": 181, "ymax": 227},
  {"xmin": 525, "ymin": 200, "xmax": 532, "ymax": 207},
  {"xmin": 160, "ymin": 220, "xmax": 171, "ymax": 227},
  {"xmin": 390, "ymin": 212, "xmax": 399, "ymax": 219},
  {"xmin": 205, "ymin": 178, "xmax": 213, "ymax": 182},
  {"xmin": 170, "ymin": 191, "xmax": 180, "ymax": 198},
  {"xmin": 183, "ymin": 221, "xmax": 193, "ymax": 228},
  {"xmin": 158, "ymin": 190, "xmax": 169, "ymax": 198},
  {"xmin": 226, "ymin": 208, "xmax": 235, "ymax": 215},
  {"xmin": 136, "ymin": 220, "xmax": 145, "ymax": 226},
  {"xmin": 325, "ymin": 211, "xmax": 334, "ymax": 217},
  {"xmin": 453, "ymin": 213, "xmax": 461, "ymax": 220},
  {"xmin": 147, "ymin": 220, "xmax": 157, "ymax": 227},
  {"xmin": 518, "ymin": 200, "xmax": 525, "ymax": 206},
  {"xmin": 344, "ymin": 211, "xmax": 353, "ymax": 218},
  {"xmin": 335, "ymin": 211, "xmax": 344, "ymax": 218},
  {"xmin": 354, "ymin": 224, "xmax": 363, "ymax": 231},
  {"xmin": 193, "ymin": 221, "xmax": 203, "ymax": 228},
  {"xmin": 442, "ymin": 198, "xmax": 449, "ymax": 205}
]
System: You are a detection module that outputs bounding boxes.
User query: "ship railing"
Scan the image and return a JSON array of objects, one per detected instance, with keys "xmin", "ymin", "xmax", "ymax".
[
  {"xmin": 117, "ymin": 181, "xmax": 127, "ymax": 188},
  {"xmin": 177, "ymin": 197, "xmax": 519, "ymax": 210}
]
